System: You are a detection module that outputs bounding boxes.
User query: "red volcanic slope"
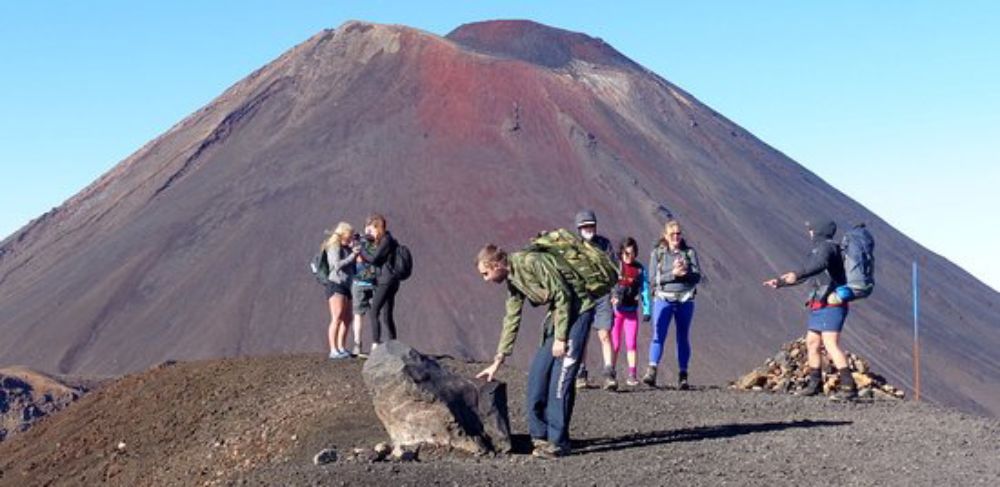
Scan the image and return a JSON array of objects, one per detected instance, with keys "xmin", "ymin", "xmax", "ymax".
[{"xmin": 0, "ymin": 20, "xmax": 997, "ymax": 416}]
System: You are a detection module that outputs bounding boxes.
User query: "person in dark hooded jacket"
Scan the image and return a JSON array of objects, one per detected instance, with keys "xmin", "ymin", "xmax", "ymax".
[
  {"xmin": 358, "ymin": 213, "xmax": 400, "ymax": 349},
  {"xmin": 763, "ymin": 217, "xmax": 857, "ymax": 400}
]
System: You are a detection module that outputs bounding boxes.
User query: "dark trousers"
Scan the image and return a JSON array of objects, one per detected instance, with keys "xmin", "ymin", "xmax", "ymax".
[
  {"xmin": 525, "ymin": 302, "xmax": 594, "ymax": 449},
  {"xmin": 370, "ymin": 279, "xmax": 400, "ymax": 344}
]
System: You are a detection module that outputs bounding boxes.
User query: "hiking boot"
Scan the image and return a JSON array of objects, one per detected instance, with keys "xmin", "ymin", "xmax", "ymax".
[
  {"xmin": 830, "ymin": 385, "xmax": 858, "ymax": 402},
  {"xmin": 641, "ymin": 366, "xmax": 657, "ymax": 387},
  {"xmin": 575, "ymin": 369, "xmax": 589, "ymax": 389},
  {"xmin": 602, "ymin": 366, "xmax": 617, "ymax": 391},
  {"xmin": 625, "ymin": 376, "xmax": 640, "ymax": 387},
  {"xmin": 531, "ymin": 442, "xmax": 568, "ymax": 460},
  {"xmin": 678, "ymin": 371, "xmax": 690, "ymax": 391},
  {"xmin": 796, "ymin": 377, "xmax": 822, "ymax": 396}
]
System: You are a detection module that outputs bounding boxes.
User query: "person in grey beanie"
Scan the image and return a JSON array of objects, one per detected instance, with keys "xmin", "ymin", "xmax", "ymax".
[{"xmin": 573, "ymin": 210, "xmax": 619, "ymax": 390}]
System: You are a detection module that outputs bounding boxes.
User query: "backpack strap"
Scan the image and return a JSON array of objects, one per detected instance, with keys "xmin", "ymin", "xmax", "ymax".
[{"xmin": 653, "ymin": 244, "xmax": 664, "ymax": 290}]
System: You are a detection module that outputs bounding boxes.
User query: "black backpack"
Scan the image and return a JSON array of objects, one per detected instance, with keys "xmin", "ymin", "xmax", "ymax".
[
  {"xmin": 841, "ymin": 224, "xmax": 875, "ymax": 299},
  {"xmin": 309, "ymin": 249, "xmax": 331, "ymax": 285},
  {"xmin": 390, "ymin": 244, "xmax": 413, "ymax": 281}
]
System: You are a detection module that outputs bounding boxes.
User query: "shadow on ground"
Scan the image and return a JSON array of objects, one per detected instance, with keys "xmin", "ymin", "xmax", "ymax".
[{"xmin": 565, "ymin": 419, "xmax": 851, "ymax": 455}]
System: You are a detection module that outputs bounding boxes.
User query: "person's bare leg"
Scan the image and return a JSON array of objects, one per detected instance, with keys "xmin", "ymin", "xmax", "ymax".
[
  {"xmin": 798, "ymin": 330, "xmax": 825, "ymax": 395},
  {"xmin": 806, "ymin": 330, "xmax": 823, "ymax": 370},
  {"xmin": 823, "ymin": 330, "xmax": 857, "ymax": 398},
  {"xmin": 821, "ymin": 331, "xmax": 849, "ymax": 369},
  {"xmin": 353, "ymin": 313, "xmax": 364, "ymax": 353},
  {"xmin": 598, "ymin": 329, "xmax": 613, "ymax": 369},
  {"xmin": 327, "ymin": 295, "xmax": 339, "ymax": 355},
  {"xmin": 336, "ymin": 302, "xmax": 352, "ymax": 352},
  {"xmin": 331, "ymin": 294, "xmax": 349, "ymax": 354}
]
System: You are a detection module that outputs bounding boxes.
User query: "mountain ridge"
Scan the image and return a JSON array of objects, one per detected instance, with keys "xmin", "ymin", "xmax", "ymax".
[{"xmin": 0, "ymin": 20, "xmax": 996, "ymax": 417}]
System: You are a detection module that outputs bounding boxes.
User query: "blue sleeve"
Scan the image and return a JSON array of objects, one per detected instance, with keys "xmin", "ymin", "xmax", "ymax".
[{"xmin": 640, "ymin": 266, "xmax": 651, "ymax": 316}]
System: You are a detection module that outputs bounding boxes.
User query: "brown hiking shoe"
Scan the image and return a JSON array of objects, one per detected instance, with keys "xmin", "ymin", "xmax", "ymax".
[{"xmin": 830, "ymin": 385, "xmax": 859, "ymax": 402}]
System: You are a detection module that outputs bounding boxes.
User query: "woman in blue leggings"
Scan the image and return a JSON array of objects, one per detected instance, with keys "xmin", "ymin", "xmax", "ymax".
[{"xmin": 643, "ymin": 220, "xmax": 702, "ymax": 389}]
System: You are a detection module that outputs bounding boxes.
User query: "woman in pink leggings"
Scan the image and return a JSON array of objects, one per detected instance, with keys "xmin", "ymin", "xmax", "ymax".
[{"xmin": 610, "ymin": 237, "xmax": 651, "ymax": 386}]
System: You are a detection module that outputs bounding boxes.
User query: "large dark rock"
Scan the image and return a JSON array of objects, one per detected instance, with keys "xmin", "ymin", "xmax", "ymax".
[{"xmin": 362, "ymin": 341, "xmax": 511, "ymax": 455}]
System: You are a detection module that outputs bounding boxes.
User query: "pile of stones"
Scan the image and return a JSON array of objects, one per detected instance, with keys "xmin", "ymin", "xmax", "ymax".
[{"xmin": 732, "ymin": 338, "xmax": 906, "ymax": 400}]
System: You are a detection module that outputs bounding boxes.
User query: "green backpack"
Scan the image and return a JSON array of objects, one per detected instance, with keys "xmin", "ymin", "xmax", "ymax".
[{"xmin": 525, "ymin": 228, "xmax": 617, "ymax": 298}]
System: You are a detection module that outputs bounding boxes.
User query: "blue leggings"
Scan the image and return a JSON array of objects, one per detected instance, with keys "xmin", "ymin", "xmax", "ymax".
[{"xmin": 648, "ymin": 299, "xmax": 695, "ymax": 371}]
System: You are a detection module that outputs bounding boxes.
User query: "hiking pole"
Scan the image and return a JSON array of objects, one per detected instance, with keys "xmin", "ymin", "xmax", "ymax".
[{"xmin": 912, "ymin": 261, "xmax": 920, "ymax": 402}]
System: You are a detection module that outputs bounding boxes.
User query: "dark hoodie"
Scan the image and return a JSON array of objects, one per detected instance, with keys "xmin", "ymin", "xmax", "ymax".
[
  {"xmin": 793, "ymin": 218, "xmax": 846, "ymax": 303},
  {"xmin": 359, "ymin": 231, "xmax": 398, "ymax": 285}
]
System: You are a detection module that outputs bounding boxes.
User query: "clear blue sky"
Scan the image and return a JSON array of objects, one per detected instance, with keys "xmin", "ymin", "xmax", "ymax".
[{"xmin": 2, "ymin": 1, "xmax": 998, "ymax": 291}]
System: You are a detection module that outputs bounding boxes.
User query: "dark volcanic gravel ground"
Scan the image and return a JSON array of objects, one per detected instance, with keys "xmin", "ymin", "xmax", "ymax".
[
  {"xmin": 0, "ymin": 354, "xmax": 996, "ymax": 486},
  {"xmin": 252, "ymin": 361, "xmax": 999, "ymax": 487}
]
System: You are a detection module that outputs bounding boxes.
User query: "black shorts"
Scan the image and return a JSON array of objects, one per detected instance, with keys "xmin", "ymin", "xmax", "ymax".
[{"xmin": 325, "ymin": 281, "xmax": 351, "ymax": 299}]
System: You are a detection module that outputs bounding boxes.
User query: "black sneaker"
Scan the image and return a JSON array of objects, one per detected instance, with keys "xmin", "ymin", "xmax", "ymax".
[
  {"xmin": 830, "ymin": 385, "xmax": 858, "ymax": 402},
  {"xmin": 796, "ymin": 377, "xmax": 822, "ymax": 396},
  {"xmin": 575, "ymin": 369, "xmax": 589, "ymax": 389},
  {"xmin": 678, "ymin": 371, "xmax": 690, "ymax": 391},
  {"xmin": 641, "ymin": 366, "xmax": 657, "ymax": 387}
]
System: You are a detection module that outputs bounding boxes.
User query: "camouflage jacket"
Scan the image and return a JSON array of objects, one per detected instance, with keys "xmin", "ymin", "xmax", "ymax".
[{"xmin": 496, "ymin": 251, "xmax": 592, "ymax": 356}]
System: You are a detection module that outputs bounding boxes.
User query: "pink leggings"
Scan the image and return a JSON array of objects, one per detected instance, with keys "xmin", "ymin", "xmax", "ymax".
[{"xmin": 611, "ymin": 309, "xmax": 639, "ymax": 357}]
